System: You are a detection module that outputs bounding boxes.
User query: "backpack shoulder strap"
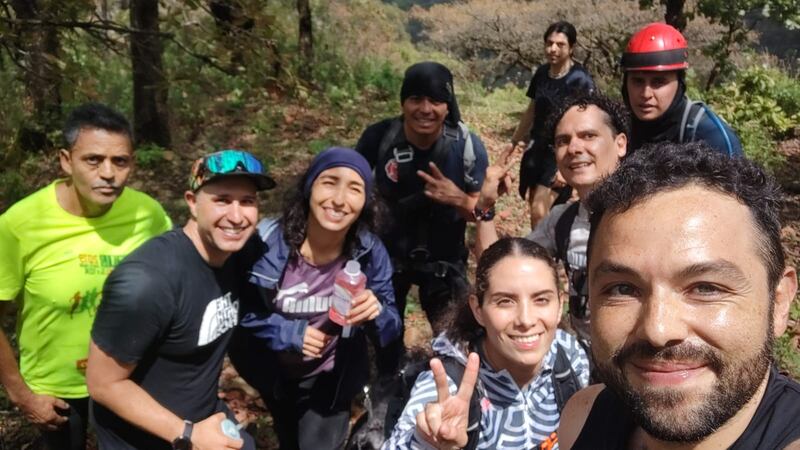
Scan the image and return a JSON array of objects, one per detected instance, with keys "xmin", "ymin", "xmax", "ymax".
[
  {"xmin": 554, "ymin": 202, "xmax": 581, "ymax": 269},
  {"xmin": 458, "ymin": 121, "xmax": 477, "ymax": 186},
  {"xmin": 552, "ymin": 343, "xmax": 582, "ymax": 413},
  {"xmin": 440, "ymin": 356, "xmax": 482, "ymax": 450},
  {"xmin": 377, "ymin": 117, "xmax": 404, "ymax": 167},
  {"xmin": 679, "ymin": 100, "xmax": 706, "ymax": 143}
]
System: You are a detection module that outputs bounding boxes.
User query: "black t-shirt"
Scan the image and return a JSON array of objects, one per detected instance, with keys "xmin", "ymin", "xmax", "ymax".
[
  {"xmin": 90, "ymin": 229, "xmax": 259, "ymax": 449},
  {"xmin": 355, "ymin": 118, "xmax": 487, "ymax": 263},
  {"xmin": 525, "ymin": 62, "xmax": 595, "ymax": 140},
  {"xmin": 572, "ymin": 367, "xmax": 800, "ymax": 449}
]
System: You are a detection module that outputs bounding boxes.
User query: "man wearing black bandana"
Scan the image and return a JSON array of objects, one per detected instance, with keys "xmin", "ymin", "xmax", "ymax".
[
  {"xmin": 621, "ymin": 23, "xmax": 743, "ymax": 157},
  {"xmin": 355, "ymin": 61, "xmax": 489, "ymax": 375}
]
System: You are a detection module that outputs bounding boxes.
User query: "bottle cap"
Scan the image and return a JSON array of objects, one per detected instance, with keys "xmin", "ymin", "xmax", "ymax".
[{"xmin": 344, "ymin": 260, "xmax": 361, "ymax": 276}]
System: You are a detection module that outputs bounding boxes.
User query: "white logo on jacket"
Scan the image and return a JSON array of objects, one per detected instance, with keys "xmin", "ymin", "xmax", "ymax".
[{"xmin": 197, "ymin": 292, "xmax": 239, "ymax": 346}]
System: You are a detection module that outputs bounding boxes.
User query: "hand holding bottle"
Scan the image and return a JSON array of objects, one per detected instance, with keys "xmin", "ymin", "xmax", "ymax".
[{"xmin": 346, "ymin": 289, "xmax": 382, "ymax": 327}]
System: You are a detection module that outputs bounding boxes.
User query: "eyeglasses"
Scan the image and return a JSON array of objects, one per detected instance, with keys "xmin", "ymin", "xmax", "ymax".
[
  {"xmin": 190, "ymin": 150, "xmax": 266, "ymax": 191},
  {"xmin": 205, "ymin": 150, "xmax": 263, "ymax": 175}
]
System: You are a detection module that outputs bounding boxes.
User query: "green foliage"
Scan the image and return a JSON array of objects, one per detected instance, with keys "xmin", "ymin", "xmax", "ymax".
[
  {"xmin": 308, "ymin": 139, "xmax": 335, "ymax": 155},
  {"xmin": 776, "ymin": 295, "xmax": 800, "ymax": 378},
  {"xmin": 135, "ymin": 144, "xmax": 166, "ymax": 169},
  {"xmin": 0, "ymin": 171, "xmax": 27, "ymax": 211},
  {"xmin": 312, "ymin": 51, "xmax": 403, "ymax": 109},
  {"xmin": 698, "ymin": 65, "xmax": 798, "ymax": 170}
]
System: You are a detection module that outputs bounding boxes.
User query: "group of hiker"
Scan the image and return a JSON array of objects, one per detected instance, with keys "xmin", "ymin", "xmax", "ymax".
[{"xmin": 1, "ymin": 19, "xmax": 797, "ymax": 450}]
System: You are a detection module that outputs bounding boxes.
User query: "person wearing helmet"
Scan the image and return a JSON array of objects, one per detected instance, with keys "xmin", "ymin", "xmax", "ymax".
[
  {"xmin": 515, "ymin": 21, "xmax": 596, "ymax": 229},
  {"xmin": 621, "ymin": 22, "xmax": 743, "ymax": 157}
]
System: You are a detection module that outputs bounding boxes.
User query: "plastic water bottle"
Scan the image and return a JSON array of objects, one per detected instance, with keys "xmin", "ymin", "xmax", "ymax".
[
  {"xmin": 329, "ymin": 260, "xmax": 366, "ymax": 337},
  {"xmin": 220, "ymin": 419, "xmax": 242, "ymax": 439}
]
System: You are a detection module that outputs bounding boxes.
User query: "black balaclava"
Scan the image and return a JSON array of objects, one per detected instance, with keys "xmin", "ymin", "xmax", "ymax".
[
  {"xmin": 400, "ymin": 61, "xmax": 461, "ymax": 126},
  {"xmin": 622, "ymin": 71, "xmax": 687, "ymax": 152}
]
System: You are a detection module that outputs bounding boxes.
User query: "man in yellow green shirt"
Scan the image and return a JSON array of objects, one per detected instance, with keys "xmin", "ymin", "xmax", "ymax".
[{"xmin": 0, "ymin": 103, "xmax": 172, "ymax": 449}]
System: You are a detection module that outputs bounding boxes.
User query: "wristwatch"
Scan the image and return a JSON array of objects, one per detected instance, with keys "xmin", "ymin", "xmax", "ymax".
[
  {"xmin": 171, "ymin": 420, "xmax": 193, "ymax": 450},
  {"xmin": 473, "ymin": 205, "xmax": 495, "ymax": 221}
]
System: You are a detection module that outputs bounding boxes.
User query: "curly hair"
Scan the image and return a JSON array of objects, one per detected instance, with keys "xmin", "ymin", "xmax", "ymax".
[
  {"xmin": 544, "ymin": 93, "xmax": 631, "ymax": 146},
  {"xmin": 586, "ymin": 141, "xmax": 785, "ymax": 292},
  {"xmin": 444, "ymin": 238, "xmax": 560, "ymax": 347},
  {"xmin": 280, "ymin": 173, "xmax": 386, "ymax": 258}
]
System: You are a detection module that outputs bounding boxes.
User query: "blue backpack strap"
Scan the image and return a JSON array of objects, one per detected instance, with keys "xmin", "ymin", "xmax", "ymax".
[{"xmin": 680, "ymin": 100, "xmax": 737, "ymax": 157}]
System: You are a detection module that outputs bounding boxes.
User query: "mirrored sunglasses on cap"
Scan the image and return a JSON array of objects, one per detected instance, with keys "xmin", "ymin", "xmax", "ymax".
[{"xmin": 189, "ymin": 149, "xmax": 276, "ymax": 191}]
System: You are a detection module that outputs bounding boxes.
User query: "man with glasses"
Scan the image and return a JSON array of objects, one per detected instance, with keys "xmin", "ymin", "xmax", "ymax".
[
  {"xmin": 86, "ymin": 150, "xmax": 275, "ymax": 450},
  {"xmin": 0, "ymin": 103, "xmax": 171, "ymax": 450}
]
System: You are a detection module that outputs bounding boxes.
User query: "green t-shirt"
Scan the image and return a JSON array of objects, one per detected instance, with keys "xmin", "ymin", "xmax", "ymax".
[{"xmin": 0, "ymin": 180, "xmax": 172, "ymax": 398}]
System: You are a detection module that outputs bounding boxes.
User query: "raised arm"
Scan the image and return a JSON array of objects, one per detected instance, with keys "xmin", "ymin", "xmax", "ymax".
[{"xmin": 474, "ymin": 143, "xmax": 523, "ymax": 258}]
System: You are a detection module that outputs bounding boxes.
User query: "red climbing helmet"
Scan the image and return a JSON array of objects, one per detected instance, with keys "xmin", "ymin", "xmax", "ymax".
[{"xmin": 621, "ymin": 22, "xmax": 689, "ymax": 72}]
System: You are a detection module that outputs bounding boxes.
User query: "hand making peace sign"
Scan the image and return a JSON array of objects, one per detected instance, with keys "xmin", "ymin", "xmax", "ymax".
[
  {"xmin": 477, "ymin": 141, "xmax": 524, "ymax": 209},
  {"xmin": 415, "ymin": 352, "xmax": 481, "ymax": 450},
  {"xmin": 417, "ymin": 162, "xmax": 467, "ymax": 207}
]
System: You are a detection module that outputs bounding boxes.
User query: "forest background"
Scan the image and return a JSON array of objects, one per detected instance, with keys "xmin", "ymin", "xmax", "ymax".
[{"xmin": 0, "ymin": 0, "xmax": 798, "ymax": 448}]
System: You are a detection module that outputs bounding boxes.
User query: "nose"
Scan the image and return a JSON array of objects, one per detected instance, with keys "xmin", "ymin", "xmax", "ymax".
[
  {"xmin": 566, "ymin": 137, "xmax": 583, "ymax": 155},
  {"xmin": 331, "ymin": 185, "xmax": 346, "ymax": 206},
  {"xmin": 227, "ymin": 201, "xmax": 244, "ymax": 224},
  {"xmin": 98, "ymin": 160, "xmax": 115, "ymax": 181},
  {"xmin": 515, "ymin": 300, "xmax": 537, "ymax": 330},
  {"xmin": 419, "ymin": 98, "xmax": 433, "ymax": 113},
  {"xmin": 641, "ymin": 83, "xmax": 654, "ymax": 99},
  {"xmin": 636, "ymin": 288, "xmax": 688, "ymax": 348}
]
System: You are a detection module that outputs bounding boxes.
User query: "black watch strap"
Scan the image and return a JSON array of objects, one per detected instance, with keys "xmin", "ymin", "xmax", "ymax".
[
  {"xmin": 171, "ymin": 420, "xmax": 193, "ymax": 450},
  {"xmin": 473, "ymin": 205, "xmax": 496, "ymax": 221}
]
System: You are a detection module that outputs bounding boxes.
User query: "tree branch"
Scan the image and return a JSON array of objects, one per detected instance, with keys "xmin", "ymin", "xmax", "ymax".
[{"xmin": 0, "ymin": 17, "xmax": 173, "ymax": 37}]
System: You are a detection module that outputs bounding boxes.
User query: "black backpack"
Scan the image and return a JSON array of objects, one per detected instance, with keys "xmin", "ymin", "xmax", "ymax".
[
  {"xmin": 346, "ymin": 344, "xmax": 581, "ymax": 450},
  {"xmin": 554, "ymin": 202, "xmax": 589, "ymax": 320}
]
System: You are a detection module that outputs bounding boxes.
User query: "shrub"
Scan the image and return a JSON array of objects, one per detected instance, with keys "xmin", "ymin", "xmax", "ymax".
[{"xmin": 696, "ymin": 65, "xmax": 798, "ymax": 171}]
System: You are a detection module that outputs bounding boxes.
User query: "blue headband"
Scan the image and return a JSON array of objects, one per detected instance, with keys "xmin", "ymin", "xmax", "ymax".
[{"xmin": 302, "ymin": 147, "xmax": 373, "ymax": 200}]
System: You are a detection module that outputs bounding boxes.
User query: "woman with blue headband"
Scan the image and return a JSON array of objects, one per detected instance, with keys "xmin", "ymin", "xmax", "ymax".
[{"xmin": 229, "ymin": 147, "xmax": 402, "ymax": 450}]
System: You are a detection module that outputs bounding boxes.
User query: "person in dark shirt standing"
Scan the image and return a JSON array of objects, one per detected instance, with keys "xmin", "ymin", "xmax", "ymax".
[
  {"xmin": 86, "ymin": 150, "xmax": 275, "ymax": 450},
  {"xmin": 558, "ymin": 142, "xmax": 800, "ymax": 450},
  {"xmin": 355, "ymin": 61, "xmax": 488, "ymax": 375},
  {"xmin": 514, "ymin": 21, "xmax": 595, "ymax": 228}
]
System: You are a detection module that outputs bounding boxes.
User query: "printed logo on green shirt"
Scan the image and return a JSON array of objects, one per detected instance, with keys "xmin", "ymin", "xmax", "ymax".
[
  {"xmin": 68, "ymin": 287, "xmax": 101, "ymax": 318},
  {"xmin": 78, "ymin": 253, "xmax": 125, "ymax": 275}
]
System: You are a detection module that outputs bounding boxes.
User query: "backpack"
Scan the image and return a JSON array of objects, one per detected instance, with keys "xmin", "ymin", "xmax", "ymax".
[
  {"xmin": 346, "ymin": 344, "xmax": 581, "ymax": 450},
  {"xmin": 374, "ymin": 118, "xmax": 478, "ymax": 270},
  {"xmin": 554, "ymin": 202, "xmax": 588, "ymax": 319},
  {"xmin": 679, "ymin": 100, "xmax": 737, "ymax": 157},
  {"xmin": 376, "ymin": 117, "xmax": 478, "ymax": 188}
]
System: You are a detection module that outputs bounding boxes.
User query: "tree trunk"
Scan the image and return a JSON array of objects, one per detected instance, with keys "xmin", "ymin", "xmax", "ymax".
[
  {"xmin": 209, "ymin": 0, "xmax": 255, "ymax": 69},
  {"xmin": 664, "ymin": 0, "xmax": 687, "ymax": 31},
  {"xmin": 9, "ymin": 0, "xmax": 63, "ymax": 152},
  {"xmin": 130, "ymin": 0, "xmax": 171, "ymax": 148},
  {"xmin": 297, "ymin": 0, "xmax": 312, "ymax": 80}
]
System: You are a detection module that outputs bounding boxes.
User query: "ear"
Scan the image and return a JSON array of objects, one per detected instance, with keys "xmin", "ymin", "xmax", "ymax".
[
  {"xmin": 184, "ymin": 190, "xmax": 198, "ymax": 220},
  {"xmin": 772, "ymin": 266, "xmax": 798, "ymax": 337},
  {"xmin": 59, "ymin": 149, "xmax": 73, "ymax": 176},
  {"xmin": 469, "ymin": 294, "xmax": 485, "ymax": 327},
  {"xmin": 615, "ymin": 133, "xmax": 628, "ymax": 159}
]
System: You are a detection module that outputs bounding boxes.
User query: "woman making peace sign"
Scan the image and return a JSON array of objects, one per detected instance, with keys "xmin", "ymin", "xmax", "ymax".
[{"xmin": 384, "ymin": 238, "xmax": 589, "ymax": 449}]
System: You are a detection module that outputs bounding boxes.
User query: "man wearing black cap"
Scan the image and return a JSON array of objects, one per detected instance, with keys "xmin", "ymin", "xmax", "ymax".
[
  {"xmin": 355, "ymin": 61, "xmax": 489, "ymax": 375},
  {"xmin": 86, "ymin": 150, "xmax": 275, "ymax": 450}
]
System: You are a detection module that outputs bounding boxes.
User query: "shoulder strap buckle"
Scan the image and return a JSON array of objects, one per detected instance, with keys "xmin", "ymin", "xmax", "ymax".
[{"xmin": 393, "ymin": 146, "xmax": 414, "ymax": 164}]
